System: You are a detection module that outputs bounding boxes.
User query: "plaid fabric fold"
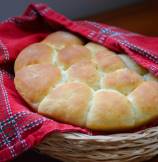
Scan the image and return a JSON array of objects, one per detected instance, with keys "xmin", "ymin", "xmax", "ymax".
[{"xmin": 0, "ymin": 3, "xmax": 158, "ymax": 161}]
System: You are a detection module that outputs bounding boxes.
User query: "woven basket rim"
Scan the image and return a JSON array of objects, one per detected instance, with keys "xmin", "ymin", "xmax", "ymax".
[
  {"xmin": 37, "ymin": 125, "xmax": 158, "ymax": 162},
  {"xmin": 53, "ymin": 125, "xmax": 158, "ymax": 141}
]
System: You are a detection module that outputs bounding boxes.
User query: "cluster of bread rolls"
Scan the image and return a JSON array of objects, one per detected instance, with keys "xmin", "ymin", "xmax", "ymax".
[{"xmin": 14, "ymin": 31, "xmax": 158, "ymax": 131}]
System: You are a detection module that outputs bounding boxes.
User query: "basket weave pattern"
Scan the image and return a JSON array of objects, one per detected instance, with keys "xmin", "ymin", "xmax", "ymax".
[{"xmin": 36, "ymin": 126, "xmax": 158, "ymax": 162}]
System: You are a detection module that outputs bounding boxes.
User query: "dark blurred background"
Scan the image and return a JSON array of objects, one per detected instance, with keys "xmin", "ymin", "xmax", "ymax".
[
  {"xmin": 0, "ymin": 0, "xmax": 143, "ymax": 20},
  {"xmin": 0, "ymin": 0, "xmax": 157, "ymax": 36}
]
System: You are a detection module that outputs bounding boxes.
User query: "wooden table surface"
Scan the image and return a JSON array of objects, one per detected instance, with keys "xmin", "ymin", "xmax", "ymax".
[{"xmin": 13, "ymin": 0, "xmax": 158, "ymax": 161}]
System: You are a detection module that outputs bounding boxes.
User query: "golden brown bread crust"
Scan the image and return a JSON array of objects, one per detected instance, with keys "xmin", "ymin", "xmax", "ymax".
[
  {"xmin": 39, "ymin": 82, "xmax": 92, "ymax": 126},
  {"xmin": 58, "ymin": 45, "xmax": 92, "ymax": 69},
  {"xmin": 14, "ymin": 31, "xmax": 158, "ymax": 131},
  {"xmin": 14, "ymin": 64, "xmax": 61, "ymax": 109},
  {"xmin": 95, "ymin": 51, "xmax": 126, "ymax": 72},
  {"xmin": 103, "ymin": 68, "xmax": 143, "ymax": 95},
  {"xmin": 68, "ymin": 60, "xmax": 99, "ymax": 89},
  {"xmin": 85, "ymin": 42, "xmax": 110, "ymax": 55},
  {"xmin": 42, "ymin": 31, "xmax": 83, "ymax": 49},
  {"xmin": 128, "ymin": 81, "xmax": 158, "ymax": 126},
  {"xmin": 14, "ymin": 43, "xmax": 53, "ymax": 72},
  {"xmin": 86, "ymin": 90, "xmax": 135, "ymax": 131}
]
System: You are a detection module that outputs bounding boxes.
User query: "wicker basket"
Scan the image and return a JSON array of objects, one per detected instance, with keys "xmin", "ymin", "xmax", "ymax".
[{"xmin": 36, "ymin": 126, "xmax": 158, "ymax": 162}]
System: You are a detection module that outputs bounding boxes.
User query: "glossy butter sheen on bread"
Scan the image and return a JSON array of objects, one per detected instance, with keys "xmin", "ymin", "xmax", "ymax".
[{"xmin": 14, "ymin": 31, "xmax": 158, "ymax": 131}]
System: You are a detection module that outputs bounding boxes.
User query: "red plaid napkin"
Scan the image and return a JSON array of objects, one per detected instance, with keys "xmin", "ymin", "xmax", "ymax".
[{"xmin": 0, "ymin": 3, "xmax": 158, "ymax": 162}]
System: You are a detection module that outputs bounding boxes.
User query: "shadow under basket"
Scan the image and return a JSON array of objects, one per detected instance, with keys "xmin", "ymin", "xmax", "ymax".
[{"xmin": 35, "ymin": 126, "xmax": 158, "ymax": 162}]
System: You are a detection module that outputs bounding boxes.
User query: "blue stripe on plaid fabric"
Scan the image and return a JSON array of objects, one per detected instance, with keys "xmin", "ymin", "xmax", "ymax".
[
  {"xmin": 0, "ymin": 112, "xmax": 45, "ymax": 149},
  {"xmin": 0, "ymin": 111, "xmax": 30, "ymax": 127},
  {"xmin": 0, "ymin": 70, "xmax": 16, "ymax": 157},
  {"xmin": 83, "ymin": 21, "xmax": 158, "ymax": 64},
  {"xmin": 21, "ymin": 118, "xmax": 46, "ymax": 132},
  {"xmin": 0, "ymin": 69, "xmax": 47, "ymax": 160}
]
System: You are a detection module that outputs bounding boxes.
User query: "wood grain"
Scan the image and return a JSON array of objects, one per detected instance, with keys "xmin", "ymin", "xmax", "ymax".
[{"xmin": 12, "ymin": 0, "xmax": 158, "ymax": 161}]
